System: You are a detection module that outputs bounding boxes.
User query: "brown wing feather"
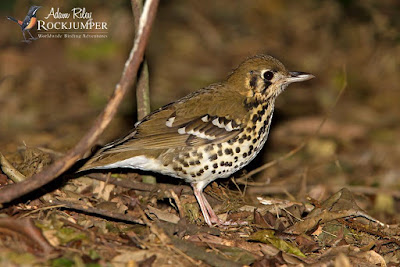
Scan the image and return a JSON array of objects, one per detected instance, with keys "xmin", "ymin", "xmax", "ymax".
[{"xmin": 82, "ymin": 83, "xmax": 247, "ymax": 169}]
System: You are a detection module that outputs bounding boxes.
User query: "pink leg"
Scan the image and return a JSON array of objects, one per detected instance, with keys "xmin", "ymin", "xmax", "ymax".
[
  {"xmin": 192, "ymin": 183, "xmax": 245, "ymax": 226},
  {"xmin": 192, "ymin": 185, "xmax": 213, "ymax": 226}
]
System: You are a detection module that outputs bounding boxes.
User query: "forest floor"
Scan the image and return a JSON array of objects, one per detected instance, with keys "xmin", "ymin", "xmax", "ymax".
[{"xmin": 0, "ymin": 1, "xmax": 399, "ymax": 266}]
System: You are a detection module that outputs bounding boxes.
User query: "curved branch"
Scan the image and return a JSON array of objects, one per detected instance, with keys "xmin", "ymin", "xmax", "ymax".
[{"xmin": 0, "ymin": 0, "xmax": 160, "ymax": 205}]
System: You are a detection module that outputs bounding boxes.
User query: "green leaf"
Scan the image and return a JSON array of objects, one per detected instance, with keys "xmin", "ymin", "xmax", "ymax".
[
  {"xmin": 249, "ymin": 230, "xmax": 306, "ymax": 258},
  {"xmin": 51, "ymin": 258, "xmax": 75, "ymax": 267}
]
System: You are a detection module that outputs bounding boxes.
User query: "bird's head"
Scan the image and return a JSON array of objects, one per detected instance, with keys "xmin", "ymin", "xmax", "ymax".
[
  {"xmin": 227, "ymin": 54, "xmax": 314, "ymax": 101},
  {"xmin": 28, "ymin": 6, "xmax": 41, "ymax": 17}
]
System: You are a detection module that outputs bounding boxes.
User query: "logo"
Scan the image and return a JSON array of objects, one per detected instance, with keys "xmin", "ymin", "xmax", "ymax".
[
  {"xmin": 7, "ymin": 6, "xmax": 109, "ymax": 42},
  {"xmin": 7, "ymin": 6, "xmax": 41, "ymax": 43}
]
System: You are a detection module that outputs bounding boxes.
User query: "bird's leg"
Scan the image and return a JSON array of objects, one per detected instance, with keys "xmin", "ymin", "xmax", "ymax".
[
  {"xmin": 192, "ymin": 184, "xmax": 243, "ymax": 226},
  {"xmin": 21, "ymin": 31, "xmax": 31, "ymax": 43},
  {"xmin": 192, "ymin": 185, "xmax": 213, "ymax": 226},
  {"xmin": 27, "ymin": 30, "xmax": 38, "ymax": 40}
]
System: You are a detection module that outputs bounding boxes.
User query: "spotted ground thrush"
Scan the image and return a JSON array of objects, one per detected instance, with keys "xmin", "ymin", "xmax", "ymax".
[{"xmin": 80, "ymin": 55, "xmax": 314, "ymax": 226}]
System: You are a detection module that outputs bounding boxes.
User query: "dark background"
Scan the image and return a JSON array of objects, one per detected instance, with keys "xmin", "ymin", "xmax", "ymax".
[{"xmin": 1, "ymin": 0, "xmax": 399, "ymax": 221}]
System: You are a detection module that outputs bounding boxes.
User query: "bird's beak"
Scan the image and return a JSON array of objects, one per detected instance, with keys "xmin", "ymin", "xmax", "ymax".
[{"xmin": 285, "ymin": 71, "xmax": 315, "ymax": 84}]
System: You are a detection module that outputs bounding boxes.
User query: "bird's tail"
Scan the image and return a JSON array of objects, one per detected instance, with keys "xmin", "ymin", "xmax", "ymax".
[{"xmin": 6, "ymin": 16, "xmax": 19, "ymax": 24}]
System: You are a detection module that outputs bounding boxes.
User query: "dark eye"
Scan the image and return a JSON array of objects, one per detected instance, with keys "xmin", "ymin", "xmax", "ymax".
[{"xmin": 263, "ymin": 71, "xmax": 274, "ymax": 80}]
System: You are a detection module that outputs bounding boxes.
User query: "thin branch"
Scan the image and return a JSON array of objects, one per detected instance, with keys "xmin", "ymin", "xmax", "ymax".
[
  {"xmin": 49, "ymin": 199, "xmax": 144, "ymax": 224},
  {"xmin": 132, "ymin": 0, "xmax": 151, "ymax": 120},
  {"xmin": 0, "ymin": 0, "xmax": 160, "ymax": 205},
  {"xmin": 136, "ymin": 62, "xmax": 151, "ymax": 119}
]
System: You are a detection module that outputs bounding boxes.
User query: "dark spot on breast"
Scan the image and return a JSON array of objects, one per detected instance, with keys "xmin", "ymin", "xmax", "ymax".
[
  {"xmin": 205, "ymin": 145, "xmax": 214, "ymax": 152},
  {"xmin": 258, "ymin": 109, "xmax": 265, "ymax": 116},
  {"xmin": 220, "ymin": 161, "xmax": 225, "ymax": 166},
  {"xmin": 247, "ymin": 135, "xmax": 252, "ymax": 141},
  {"xmin": 183, "ymin": 162, "xmax": 189, "ymax": 167},
  {"xmin": 234, "ymin": 156, "xmax": 238, "ymax": 162},
  {"xmin": 213, "ymin": 163, "xmax": 218, "ymax": 169},
  {"xmin": 249, "ymin": 145, "xmax": 254, "ymax": 154},
  {"xmin": 260, "ymin": 125, "xmax": 266, "ymax": 134},
  {"xmin": 204, "ymin": 165, "xmax": 209, "ymax": 170},
  {"xmin": 191, "ymin": 174, "xmax": 196, "ymax": 178},
  {"xmin": 212, "ymin": 170, "xmax": 216, "ymax": 174},
  {"xmin": 252, "ymin": 114, "xmax": 258, "ymax": 123},
  {"xmin": 195, "ymin": 160, "xmax": 201, "ymax": 165},
  {"xmin": 217, "ymin": 150, "xmax": 223, "ymax": 156},
  {"xmin": 224, "ymin": 148, "xmax": 233, "ymax": 155},
  {"xmin": 252, "ymin": 138, "xmax": 257, "ymax": 144},
  {"xmin": 217, "ymin": 144, "xmax": 222, "ymax": 148},
  {"xmin": 243, "ymin": 152, "xmax": 248, "ymax": 158},
  {"xmin": 264, "ymin": 115, "xmax": 271, "ymax": 125},
  {"xmin": 235, "ymin": 147, "xmax": 240, "ymax": 153},
  {"xmin": 239, "ymin": 137, "xmax": 245, "ymax": 144},
  {"xmin": 198, "ymin": 153, "xmax": 203, "ymax": 159},
  {"xmin": 189, "ymin": 161, "xmax": 195, "ymax": 166},
  {"xmin": 209, "ymin": 154, "xmax": 218, "ymax": 161}
]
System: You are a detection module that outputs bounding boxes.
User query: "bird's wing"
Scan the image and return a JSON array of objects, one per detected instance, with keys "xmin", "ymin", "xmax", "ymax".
[
  {"xmin": 82, "ymin": 85, "xmax": 248, "ymax": 168},
  {"xmin": 106, "ymin": 85, "xmax": 247, "ymax": 152}
]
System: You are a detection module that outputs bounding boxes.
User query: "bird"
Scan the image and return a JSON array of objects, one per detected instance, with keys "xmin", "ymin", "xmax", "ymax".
[
  {"xmin": 80, "ymin": 54, "xmax": 314, "ymax": 226},
  {"xmin": 7, "ymin": 6, "xmax": 41, "ymax": 43}
]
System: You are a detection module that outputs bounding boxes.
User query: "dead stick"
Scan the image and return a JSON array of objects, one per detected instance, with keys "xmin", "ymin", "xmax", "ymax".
[
  {"xmin": 0, "ymin": 0, "xmax": 160, "ymax": 205},
  {"xmin": 132, "ymin": 0, "xmax": 151, "ymax": 120},
  {"xmin": 50, "ymin": 200, "xmax": 144, "ymax": 225}
]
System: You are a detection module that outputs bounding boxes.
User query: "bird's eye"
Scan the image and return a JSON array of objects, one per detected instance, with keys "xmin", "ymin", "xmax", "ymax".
[{"xmin": 263, "ymin": 70, "xmax": 274, "ymax": 81}]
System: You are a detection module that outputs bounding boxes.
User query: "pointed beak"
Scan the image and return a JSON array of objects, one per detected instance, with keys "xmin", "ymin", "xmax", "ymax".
[{"xmin": 285, "ymin": 71, "xmax": 315, "ymax": 84}]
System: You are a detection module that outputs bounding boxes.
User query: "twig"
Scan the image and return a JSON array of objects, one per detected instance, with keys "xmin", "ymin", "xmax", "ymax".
[
  {"xmin": 0, "ymin": 0, "xmax": 160, "ymax": 205},
  {"xmin": 0, "ymin": 217, "xmax": 54, "ymax": 255},
  {"xmin": 170, "ymin": 189, "xmax": 185, "ymax": 218},
  {"xmin": 238, "ymin": 67, "xmax": 348, "ymax": 181},
  {"xmin": 132, "ymin": 0, "xmax": 151, "ymax": 120},
  {"xmin": 49, "ymin": 199, "xmax": 144, "ymax": 224},
  {"xmin": 136, "ymin": 62, "xmax": 151, "ymax": 119},
  {"xmin": 0, "ymin": 153, "xmax": 26, "ymax": 183}
]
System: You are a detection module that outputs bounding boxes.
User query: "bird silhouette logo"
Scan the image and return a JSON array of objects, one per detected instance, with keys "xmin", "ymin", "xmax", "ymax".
[{"xmin": 7, "ymin": 6, "xmax": 41, "ymax": 43}]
